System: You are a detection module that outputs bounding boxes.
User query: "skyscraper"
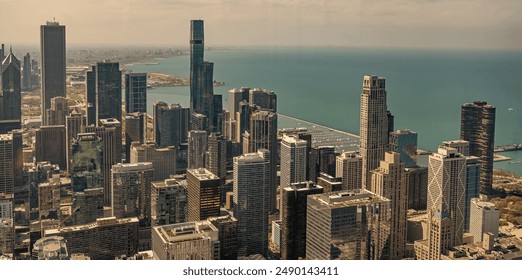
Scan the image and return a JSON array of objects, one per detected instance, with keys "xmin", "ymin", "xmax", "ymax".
[
  {"xmin": 281, "ymin": 181, "xmax": 323, "ymax": 260},
  {"xmin": 153, "ymin": 101, "xmax": 190, "ymax": 148},
  {"xmin": 130, "ymin": 142, "xmax": 176, "ymax": 181},
  {"xmin": 389, "ymin": 129, "xmax": 418, "ymax": 168},
  {"xmin": 186, "ymin": 168, "xmax": 221, "ymax": 222},
  {"xmin": 280, "ymin": 134, "xmax": 308, "ymax": 191},
  {"xmin": 151, "ymin": 178, "xmax": 188, "ymax": 226},
  {"xmin": 35, "ymin": 125, "xmax": 67, "ymax": 170},
  {"xmin": 46, "ymin": 96, "xmax": 68, "ymax": 126},
  {"xmin": 415, "ymin": 145, "xmax": 467, "ymax": 260},
  {"xmin": 66, "ymin": 112, "xmax": 86, "ymax": 174},
  {"xmin": 469, "ymin": 198, "xmax": 500, "ymax": 243},
  {"xmin": 208, "ymin": 214, "xmax": 239, "ymax": 260},
  {"xmin": 249, "ymin": 88, "xmax": 277, "ymax": 112},
  {"xmin": 70, "ymin": 133, "xmax": 103, "ymax": 192},
  {"xmin": 233, "ymin": 150, "xmax": 270, "ymax": 257},
  {"xmin": 461, "ymin": 101, "xmax": 495, "ymax": 194},
  {"xmin": 188, "ymin": 130, "xmax": 208, "ymax": 170},
  {"xmin": 22, "ymin": 53, "xmax": 32, "ymax": 91},
  {"xmin": 86, "ymin": 66, "xmax": 96, "ymax": 125},
  {"xmin": 0, "ymin": 134, "xmax": 14, "ymax": 195},
  {"xmin": 190, "ymin": 19, "xmax": 204, "ymax": 114},
  {"xmin": 306, "ymin": 190, "xmax": 391, "ymax": 260},
  {"xmin": 1, "ymin": 49, "xmax": 22, "ymax": 126},
  {"xmin": 360, "ymin": 75, "xmax": 389, "ymax": 189},
  {"xmin": 205, "ymin": 133, "xmax": 227, "ymax": 183},
  {"xmin": 335, "ymin": 151, "xmax": 363, "ymax": 191},
  {"xmin": 40, "ymin": 21, "xmax": 66, "ymax": 126},
  {"xmin": 124, "ymin": 112, "xmax": 146, "ymax": 162},
  {"xmin": 125, "ymin": 73, "xmax": 147, "ymax": 114},
  {"xmin": 95, "ymin": 62, "xmax": 122, "ymax": 123},
  {"xmin": 370, "ymin": 152, "xmax": 407, "ymax": 260}
]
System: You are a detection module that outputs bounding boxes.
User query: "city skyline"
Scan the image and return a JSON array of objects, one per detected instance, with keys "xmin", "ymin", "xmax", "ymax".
[{"xmin": 0, "ymin": 0, "xmax": 521, "ymax": 50}]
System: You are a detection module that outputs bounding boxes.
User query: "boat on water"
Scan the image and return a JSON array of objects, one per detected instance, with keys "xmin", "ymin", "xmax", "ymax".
[
  {"xmin": 508, "ymin": 108, "xmax": 515, "ymax": 111},
  {"xmin": 509, "ymin": 161, "xmax": 522, "ymax": 164}
]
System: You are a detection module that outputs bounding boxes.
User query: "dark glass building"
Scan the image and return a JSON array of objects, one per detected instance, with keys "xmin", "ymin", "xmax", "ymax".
[
  {"xmin": 1, "ymin": 49, "xmax": 21, "ymax": 126},
  {"xmin": 95, "ymin": 62, "xmax": 122, "ymax": 123},
  {"xmin": 125, "ymin": 73, "xmax": 147, "ymax": 114}
]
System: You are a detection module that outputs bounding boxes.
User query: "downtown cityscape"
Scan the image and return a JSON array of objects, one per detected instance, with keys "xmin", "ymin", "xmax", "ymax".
[{"xmin": 1, "ymin": 2, "xmax": 522, "ymax": 263}]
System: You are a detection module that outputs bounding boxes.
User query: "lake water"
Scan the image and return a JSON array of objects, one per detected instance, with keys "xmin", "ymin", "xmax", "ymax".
[{"xmin": 128, "ymin": 47, "xmax": 522, "ymax": 174}]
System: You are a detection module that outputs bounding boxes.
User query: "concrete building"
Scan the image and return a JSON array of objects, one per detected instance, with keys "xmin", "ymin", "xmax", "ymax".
[
  {"xmin": 249, "ymin": 88, "xmax": 277, "ymax": 112},
  {"xmin": 38, "ymin": 181, "xmax": 61, "ymax": 220},
  {"xmin": 188, "ymin": 130, "xmax": 208, "ymax": 170},
  {"xmin": 233, "ymin": 150, "xmax": 270, "ymax": 257},
  {"xmin": 186, "ymin": 168, "xmax": 220, "ymax": 221},
  {"xmin": 461, "ymin": 101, "xmax": 495, "ymax": 194},
  {"xmin": 152, "ymin": 220, "xmax": 220, "ymax": 260},
  {"xmin": 46, "ymin": 96, "xmax": 68, "ymax": 126},
  {"xmin": 124, "ymin": 112, "xmax": 146, "ymax": 162},
  {"xmin": 281, "ymin": 181, "xmax": 323, "ymax": 260},
  {"xmin": 336, "ymin": 151, "xmax": 362, "ymax": 191},
  {"xmin": 404, "ymin": 167, "xmax": 428, "ymax": 210},
  {"xmin": 360, "ymin": 75, "xmax": 389, "ymax": 189},
  {"xmin": 205, "ymin": 133, "xmax": 227, "ymax": 183},
  {"xmin": 370, "ymin": 152, "xmax": 407, "ymax": 259},
  {"xmin": 208, "ymin": 214, "xmax": 239, "ymax": 260},
  {"xmin": 35, "ymin": 125, "xmax": 66, "ymax": 170},
  {"xmin": 153, "ymin": 101, "xmax": 190, "ymax": 145},
  {"xmin": 389, "ymin": 129, "xmax": 418, "ymax": 168},
  {"xmin": 65, "ymin": 112, "xmax": 86, "ymax": 173},
  {"xmin": 70, "ymin": 133, "xmax": 103, "ymax": 192},
  {"xmin": 280, "ymin": 134, "xmax": 308, "ymax": 190},
  {"xmin": 130, "ymin": 142, "xmax": 176, "ymax": 181},
  {"xmin": 469, "ymin": 198, "xmax": 500, "ymax": 243},
  {"xmin": 32, "ymin": 236, "xmax": 69, "ymax": 260},
  {"xmin": 151, "ymin": 178, "xmax": 188, "ymax": 226},
  {"xmin": 45, "ymin": 217, "xmax": 139, "ymax": 260},
  {"xmin": 72, "ymin": 188, "xmax": 104, "ymax": 225},
  {"xmin": 0, "ymin": 134, "xmax": 14, "ymax": 195},
  {"xmin": 0, "ymin": 195, "xmax": 14, "ymax": 255},
  {"xmin": 316, "ymin": 173, "xmax": 343, "ymax": 193},
  {"xmin": 442, "ymin": 140, "xmax": 470, "ymax": 156},
  {"xmin": 40, "ymin": 21, "xmax": 66, "ymax": 126},
  {"xmin": 125, "ymin": 73, "xmax": 147, "ymax": 114},
  {"xmin": 310, "ymin": 146, "xmax": 336, "ymax": 182},
  {"xmin": 306, "ymin": 190, "xmax": 391, "ymax": 260},
  {"xmin": 415, "ymin": 145, "xmax": 467, "ymax": 260}
]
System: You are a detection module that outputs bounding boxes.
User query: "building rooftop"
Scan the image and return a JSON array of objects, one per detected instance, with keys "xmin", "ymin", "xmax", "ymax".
[
  {"xmin": 153, "ymin": 221, "xmax": 218, "ymax": 243},
  {"xmin": 310, "ymin": 189, "xmax": 389, "ymax": 209},
  {"xmin": 112, "ymin": 162, "xmax": 153, "ymax": 172},
  {"xmin": 45, "ymin": 217, "xmax": 138, "ymax": 235},
  {"xmin": 188, "ymin": 168, "xmax": 219, "ymax": 180}
]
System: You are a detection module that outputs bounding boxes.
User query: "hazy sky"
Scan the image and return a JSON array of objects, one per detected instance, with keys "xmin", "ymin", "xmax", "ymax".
[{"xmin": 1, "ymin": 0, "xmax": 521, "ymax": 50}]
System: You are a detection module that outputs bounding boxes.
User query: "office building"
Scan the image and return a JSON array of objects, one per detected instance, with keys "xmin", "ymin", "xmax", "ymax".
[
  {"xmin": 0, "ymin": 195, "xmax": 14, "ymax": 255},
  {"xmin": 72, "ymin": 188, "xmax": 104, "ymax": 225},
  {"xmin": 151, "ymin": 179, "xmax": 188, "ymax": 226},
  {"xmin": 124, "ymin": 112, "xmax": 146, "ymax": 162},
  {"xmin": 38, "ymin": 181, "xmax": 61, "ymax": 220},
  {"xmin": 249, "ymin": 88, "xmax": 277, "ymax": 112},
  {"xmin": 415, "ymin": 145, "xmax": 467, "ymax": 260},
  {"xmin": 151, "ymin": 220, "xmax": 220, "ymax": 260},
  {"xmin": 360, "ymin": 75, "xmax": 389, "ymax": 189},
  {"xmin": 442, "ymin": 140, "xmax": 470, "ymax": 156},
  {"xmin": 205, "ymin": 133, "xmax": 227, "ymax": 183},
  {"xmin": 469, "ymin": 198, "xmax": 500, "ymax": 243},
  {"xmin": 0, "ymin": 134, "xmax": 14, "ymax": 195},
  {"xmin": 370, "ymin": 152, "xmax": 407, "ymax": 259},
  {"xmin": 23, "ymin": 52, "xmax": 32, "ymax": 90},
  {"xmin": 306, "ymin": 190, "xmax": 391, "ymax": 260},
  {"xmin": 336, "ymin": 151, "xmax": 362, "ymax": 191},
  {"xmin": 125, "ymin": 73, "xmax": 147, "ymax": 114},
  {"xmin": 280, "ymin": 134, "xmax": 308, "ymax": 190},
  {"xmin": 1, "ymin": 48, "xmax": 21, "ymax": 125},
  {"xmin": 310, "ymin": 146, "xmax": 336, "ymax": 182},
  {"xmin": 70, "ymin": 133, "xmax": 103, "ymax": 192},
  {"xmin": 281, "ymin": 181, "xmax": 323, "ymax": 260},
  {"xmin": 40, "ymin": 21, "xmax": 66, "ymax": 126},
  {"xmin": 35, "ymin": 125, "xmax": 66, "ymax": 170},
  {"xmin": 130, "ymin": 142, "xmax": 176, "ymax": 181},
  {"xmin": 389, "ymin": 129, "xmax": 418, "ymax": 168},
  {"xmin": 32, "ymin": 236, "xmax": 69, "ymax": 260},
  {"xmin": 44, "ymin": 217, "xmax": 139, "ymax": 260},
  {"xmin": 208, "ymin": 214, "xmax": 239, "ymax": 260},
  {"xmin": 93, "ymin": 62, "xmax": 122, "ymax": 123},
  {"xmin": 316, "ymin": 173, "xmax": 342, "ymax": 193},
  {"xmin": 233, "ymin": 150, "xmax": 270, "ymax": 257},
  {"xmin": 186, "ymin": 168, "xmax": 220, "ymax": 221},
  {"xmin": 66, "ymin": 112, "xmax": 86, "ymax": 174},
  {"xmin": 213, "ymin": 94, "xmax": 223, "ymax": 133},
  {"xmin": 46, "ymin": 96, "xmax": 68, "ymax": 126},
  {"xmin": 153, "ymin": 101, "xmax": 190, "ymax": 148},
  {"xmin": 188, "ymin": 130, "xmax": 208, "ymax": 169},
  {"xmin": 461, "ymin": 101, "xmax": 496, "ymax": 194},
  {"xmin": 228, "ymin": 87, "xmax": 250, "ymax": 121},
  {"xmin": 244, "ymin": 109, "xmax": 278, "ymax": 212},
  {"xmin": 8, "ymin": 130, "xmax": 22, "ymax": 188},
  {"xmin": 235, "ymin": 100, "xmax": 251, "ymax": 145},
  {"xmin": 404, "ymin": 166, "xmax": 428, "ymax": 210},
  {"xmin": 86, "ymin": 66, "xmax": 96, "ymax": 125}
]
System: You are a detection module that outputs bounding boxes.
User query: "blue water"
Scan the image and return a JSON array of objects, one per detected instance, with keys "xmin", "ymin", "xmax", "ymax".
[{"xmin": 129, "ymin": 47, "xmax": 522, "ymax": 174}]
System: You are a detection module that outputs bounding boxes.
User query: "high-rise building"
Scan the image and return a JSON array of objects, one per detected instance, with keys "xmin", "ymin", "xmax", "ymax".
[
  {"xmin": 99, "ymin": 118, "xmax": 122, "ymax": 164},
  {"xmin": 46, "ymin": 96, "xmax": 68, "ymax": 126},
  {"xmin": 0, "ymin": 134, "xmax": 14, "ymax": 195},
  {"xmin": 124, "ymin": 112, "xmax": 146, "ymax": 162},
  {"xmin": 461, "ymin": 101, "xmax": 495, "ymax": 194},
  {"xmin": 213, "ymin": 94, "xmax": 223, "ymax": 134},
  {"xmin": 8, "ymin": 130, "xmax": 23, "ymax": 187},
  {"xmin": 38, "ymin": 181, "xmax": 61, "ymax": 220},
  {"xmin": 130, "ymin": 142, "xmax": 176, "ymax": 181},
  {"xmin": 235, "ymin": 100, "xmax": 251, "ymax": 145},
  {"xmin": 442, "ymin": 140, "xmax": 470, "ymax": 156},
  {"xmin": 0, "ymin": 194, "xmax": 14, "ymax": 256},
  {"xmin": 469, "ymin": 198, "xmax": 500, "ymax": 243},
  {"xmin": 244, "ymin": 110, "xmax": 278, "ymax": 212},
  {"xmin": 65, "ymin": 112, "xmax": 86, "ymax": 174},
  {"xmin": 310, "ymin": 146, "xmax": 336, "ymax": 182},
  {"xmin": 249, "ymin": 88, "xmax": 277, "ymax": 112},
  {"xmin": 228, "ymin": 87, "xmax": 250, "ymax": 121},
  {"xmin": 370, "ymin": 152, "xmax": 407, "ymax": 260},
  {"xmin": 86, "ymin": 66, "xmax": 96, "ymax": 126},
  {"xmin": 281, "ymin": 181, "xmax": 323, "ymax": 260},
  {"xmin": 44, "ymin": 217, "xmax": 139, "ymax": 260},
  {"xmin": 70, "ymin": 133, "xmax": 103, "ymax": 192},
  {"xmin": 125, "ymin": 73, "xmax": 147, "ymax": 114},
  {"xmin": 389, "ymin": 129, "xmax": 418, "ymax": 168},
  {"xmin": 0, "ymin": 44, "xmax": 4, "ymax": 65},
  {"xmin": 280, "ymin": 134, "xmax": 308, "ymax": 191},
  {"xmin": 404, "ymin": 166, "xmax": 428, "ymax": 210},
  {"xmin": 360, "ymin": 75, "xmax": 389, "ymax": 189},
  {"xmin": 1, "ymin": 49, "xmax": 22, "ymax": 126},
  {"xmin": 416, "ymin": 145, "xmax": 467, "ymax": 260},
  {"xmin": 316, "ymin": 173, "xmax": 343, "ymax": 193},
  {"xmin": 94, "ymin": 62, "xmax": 122, "ymax": 123},
  {"xmin": 186, "ymin": 168, "xmax": 220, "ymax": 221},
  {"xmin": 71, "ymin": 188, "xmax": 104, "ymax": 225},
  {"xmin": 153, "ymin": 101, "xmax": 190, "ymax": 148},
  {"xmin": 233, "ymin": 150, "xmax": 270, "ymax": 257},
  {"xmin": 188, "ymin": 130, "xmax": 208, "ymax": 170},
  {"xmin": 23, "ymin": 53, "xmax": 32, "ymax": 91},
  {"xmin": 40, "ymin": 21, "xmax": 66, "ymax": 126},
  {"xmin": 32, "ymin": 236, "xmax": 69, "ymax": 260},
  {"xmin": 205, "ymin": 133, "xmax": 227, "ymax": 183},
  {"xmin": 151, "ymin": 178, "xmax": 188, "ymax": 226},
  {"xmin": 151, "ymin": 220, "xmax": 220, "ymax": 260},
  {"xmin": 335, "ymin": 151, "xmax": 363, "ymax": 191},
  {"xmin": 208, "ymin": 214, "xmax": 238, "ymax": 260},
  {"xmin": 306, "ymin": 190, "xmax": 391, "ymax": 260},
  {"xmin": 35, "ymin": 125, "xmax": 66, "ymax": 170}
]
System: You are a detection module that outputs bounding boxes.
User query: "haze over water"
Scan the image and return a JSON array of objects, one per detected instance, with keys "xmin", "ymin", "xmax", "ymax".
[{"xmin": 129, "ymin": 47, "xmax": 522, "ymax": 174}]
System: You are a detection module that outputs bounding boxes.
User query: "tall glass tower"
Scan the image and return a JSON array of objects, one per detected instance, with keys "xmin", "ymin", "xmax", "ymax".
[{"xmin": 190, "ymin": 20, "xmax": 205, "ymax": 116}]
